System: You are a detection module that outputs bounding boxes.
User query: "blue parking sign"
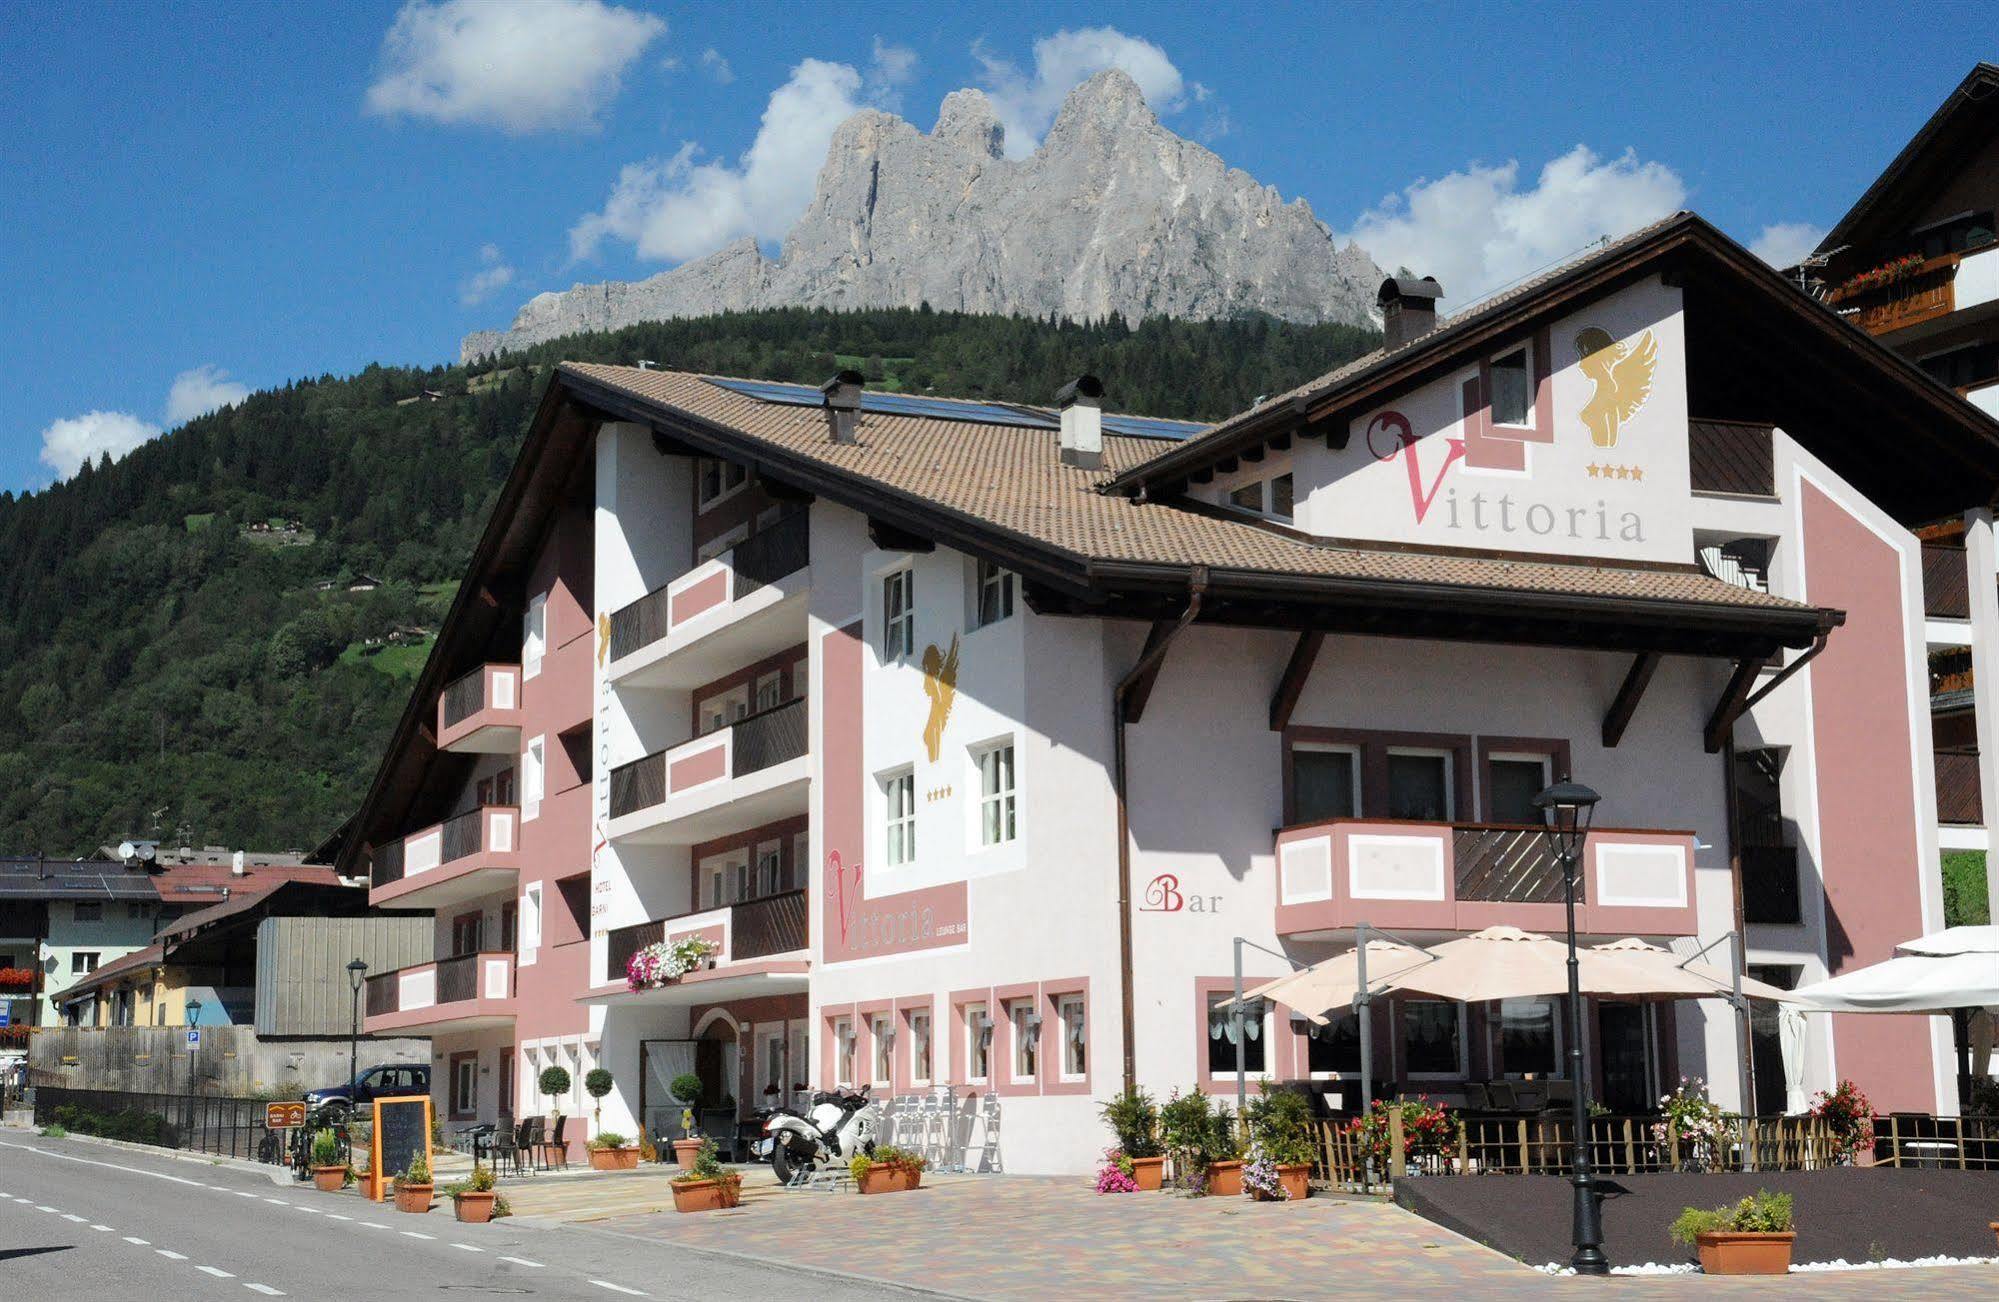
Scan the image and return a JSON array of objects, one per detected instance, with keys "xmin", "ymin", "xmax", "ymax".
[{"xmin": 186, "ymin": 1029, "xmax": 200, "ymax": 1045}]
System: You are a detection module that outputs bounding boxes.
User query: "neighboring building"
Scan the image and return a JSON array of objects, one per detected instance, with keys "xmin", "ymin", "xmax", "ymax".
[
  {"xmin": 1800, "ymin": 63, "xmax": 1999, "ymax": 871},
  {"xmin": 338, "ymin": 212, "xmax": 1999, "ymax": 1173}
]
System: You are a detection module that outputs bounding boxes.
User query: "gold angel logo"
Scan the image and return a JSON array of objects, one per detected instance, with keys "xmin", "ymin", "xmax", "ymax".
[
  {"xmin": 920, "ymin": 634, "xmax": 960, "ymax": 763},
  {"xmin": 1575, "ymin": 326, "xmax": 1657, "ymax": 448},
  {"xmin": 596, "ymin": 610, "xmax": 612, "ymax": 668}
]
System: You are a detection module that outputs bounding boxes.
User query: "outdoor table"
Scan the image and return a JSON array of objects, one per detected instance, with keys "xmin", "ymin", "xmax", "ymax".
[{"xmin": 1903, "ymin": 1140, "xmax": 1959, "ymax": 1168}]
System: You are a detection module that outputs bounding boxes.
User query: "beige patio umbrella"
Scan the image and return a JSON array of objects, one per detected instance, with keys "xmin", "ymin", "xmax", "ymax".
[
  {"xmin": 1586, "ymin": 938, "xmax": 1807, "ymax": 1004},
  {"xmin": 1370, "ymin": 925, "xmax": 1595, "ymax": 1002},
  {"xmin": 1238, "ymin": 938, "xmax": 1434, "ymax": 1025}
]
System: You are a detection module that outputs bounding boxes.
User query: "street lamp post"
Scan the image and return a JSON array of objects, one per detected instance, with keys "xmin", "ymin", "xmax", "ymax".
[
  {"xmin": 184, "ymin": 998, "xmax": 203, "ymax": 1139},
  {"xmin": 347, "ymin": 959, "xmax": 369, "ymax": 1115},
  {"xmin": 1532, "ymin": 779, "xmax": 1607, "ymax": 1276}
]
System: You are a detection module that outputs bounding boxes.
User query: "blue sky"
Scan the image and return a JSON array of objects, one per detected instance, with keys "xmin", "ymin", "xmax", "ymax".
[{"xmin": 1, "ymin": 1, "xmax": 1992, "ymax": 490}]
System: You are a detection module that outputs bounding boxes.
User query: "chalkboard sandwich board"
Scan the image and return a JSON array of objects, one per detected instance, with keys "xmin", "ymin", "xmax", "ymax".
[{"xmin": 369, "ymin": 1094, "xmax": 433, "ymax": 1202}]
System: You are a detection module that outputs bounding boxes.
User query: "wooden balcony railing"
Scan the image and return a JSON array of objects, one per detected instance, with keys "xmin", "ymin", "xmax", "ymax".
[
  {"xmin": 1451, "ymin": 824, "xmax": 1570, "ymax": 903},
  {"xmin": 1828, "ymin": 253, "xmax": 1959, "ymax": 335},
  {"xmin": 1936, "ymin": 749, "xmax": 1984, "ymax": 826},
  {"xmin": 369, "ymin": 806, "xmax": 513, "ymax": 888},
  {"xmin": 365, "ymin": 952, "xmax": 513, "ymax": 1017},
  {"xmin": 441, "ymin": 667, "xmax": 488, "ymax": 728},
  {"xmin": 1922, "ymin": 543, "xmax": 1970, "ymax": 620}
]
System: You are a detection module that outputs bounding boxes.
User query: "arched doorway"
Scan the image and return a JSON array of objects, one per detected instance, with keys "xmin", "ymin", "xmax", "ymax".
[{"xmin": 694, "ymin": 1010, "xmax": 740, "ymax": 1121}]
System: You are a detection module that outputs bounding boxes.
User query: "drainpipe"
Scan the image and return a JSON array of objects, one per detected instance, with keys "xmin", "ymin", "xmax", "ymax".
[{"xmin": 1112, "ymin": 569, "xmax": 1208, "ymax": 1095}]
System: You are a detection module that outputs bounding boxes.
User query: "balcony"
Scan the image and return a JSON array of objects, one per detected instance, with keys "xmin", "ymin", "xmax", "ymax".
[
  {"xmin": 607, "ymin": 698, "xmax": 808, "ymax": 845},
  {"xmin": 607, "ymin": 511, "xmax": 810, "ymax": 690},
  {"xmin": 437, "ymin": 663, "xmax": 522, "ymax": 753},
  {"xmin": 369, "ymin": 806, "xmax": 520, "ymax": 910},
  {"xmin": 585, "ymin": 891, "xmax": 809, "ymax": 1009},
  {"xmin": 1829, "ymin": 243, "xmax": 1999, "ymax": 340},
  {"xmin": 1273, "ymin": 818, "xmax": 1698, "ymax": 939},
  {"xmin": 1922, "ymin": 543, "xmax": 1970, "ymax": 621},
  {"xmin": 363, "ymin": 952, "xmax": 515, "ymax": 1036}
]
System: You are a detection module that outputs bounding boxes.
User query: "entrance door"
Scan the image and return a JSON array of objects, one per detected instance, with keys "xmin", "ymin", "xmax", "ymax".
[
  {"xmin": 1598, "ymin": 1004, "xmax": 1650, "ymax": 1114},
  {"xmin": 640, "ymin": 1039, "xmax": 698, "ymax": 1142}
]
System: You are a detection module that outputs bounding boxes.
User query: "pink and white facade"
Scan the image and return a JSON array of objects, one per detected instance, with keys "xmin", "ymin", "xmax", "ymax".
[{"xmin": 345, "ymin": 214, "xmax": 1999, "ymax": 1173}]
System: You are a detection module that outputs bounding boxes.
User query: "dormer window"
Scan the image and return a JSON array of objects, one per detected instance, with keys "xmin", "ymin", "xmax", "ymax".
[{"xmin": 1226, "ymin": 473, "xmax": 1295, "ymax": 523}]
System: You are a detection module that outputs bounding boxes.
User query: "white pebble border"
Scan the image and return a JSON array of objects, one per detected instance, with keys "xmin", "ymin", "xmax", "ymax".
[{"xmin": 1538, "ymin": 1254, "xmax": 1999, "ymax": 1276}]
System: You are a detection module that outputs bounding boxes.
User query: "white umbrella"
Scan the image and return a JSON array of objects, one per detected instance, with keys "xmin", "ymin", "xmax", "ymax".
[
  {"xmin": 1896, "ymin": 925, "xmax": 1999, "ymax": 957},
  {"xmin": 1238, "ymin": 939, "xmax": 1433, "ymax": 1024},
  {"xmin": 1791, "ymin": 924, "xmax": 1999, "ymax": 1014},
  {"xmin": 1587, "ymin": 938, "xmax": 1807, "ymax": 1004}
]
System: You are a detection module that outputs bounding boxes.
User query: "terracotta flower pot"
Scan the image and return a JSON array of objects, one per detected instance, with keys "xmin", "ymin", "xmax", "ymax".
[
  {"xmin": 1695, "ymin": 1231, "xmax": 1796, "ymax": 1276},
  {"xmin": 453, "ymin": 1191, "xmax": 496, "ymax": 1224},
  {"xmin": 671, "ymin": 1178, "xmax": 728, "ymax": 1213},
  {"xmin": 1128, "ymin": 1156, "xmax": 1165, "ymax": 1192},
  {"xmin": 1989, "ymin": 1221, "xmax": 1998, "ymax": 1250},
  {"xmin": 394, "ymin": 1182, "xmax": 434, "ymax": 1214},
  {"xmin": 1276, "ymin": 1164, "xmax": 1312, "ymax": 1201},
  {"xmin": 857, "ymin": 1165, "xmax": 912, "ymax": 1195},
  {"xmin": 719, "ymin": 1175, "xmax": 743, "ymax": 1208},
  {"xmin": 671, "ymin": 1139, "xmax": 704, "ymax": 1167},
  {"xmin": 588, "ymin": 1146, "xmax": 640, "ymax": 1171},
  {"xmin": 1205, "ymin": 1161, "xmax": 1244, "ymax": 1197},
  {"xmin": 311, "ymin": 1165, "xmax": 346, "ymax": 1194}
]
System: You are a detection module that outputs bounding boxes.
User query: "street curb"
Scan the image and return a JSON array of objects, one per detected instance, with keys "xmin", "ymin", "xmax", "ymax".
[
  {"xmin": 565, "ymin": 1220, "xmax": 967, "ymax": 1299},
  {"xmin": 3, "ymin": 1125, "xmax": 293, "ymax": 1185}
]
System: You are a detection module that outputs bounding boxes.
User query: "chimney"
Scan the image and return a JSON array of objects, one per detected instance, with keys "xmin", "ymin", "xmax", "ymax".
[
  {"xmin": 1055, "ymin": 374, "xmax": 1105, "ymax": 470},
  {"xmin": 231, "ymin": 850, "xmax": 245, "ymax": 876},
  {"xmin": 820, "ymin": 370, "xmax": 864, "ymax": 444},
  {"xmin": 1377, "ymin": 276, "xmax": 1443, "ymax": 350}
]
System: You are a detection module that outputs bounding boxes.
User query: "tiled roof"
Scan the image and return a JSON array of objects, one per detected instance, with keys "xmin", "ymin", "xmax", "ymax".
[
  {"xmin": 562, "ymin": 361, "xmax": 1819, "ymax": 618},
  {"xmin": 58, "ymin": 945, "xmax": 163, "ymax": 999},
  {"xmin": 0, "ymin": 859, "xmax": 158, "ymax": 901},
  {"xmin": 150, "ymin": 861, "xmax": 340, "ymax": 907}
]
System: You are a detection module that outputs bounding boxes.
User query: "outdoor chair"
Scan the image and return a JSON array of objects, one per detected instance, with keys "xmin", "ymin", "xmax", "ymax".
[
  {"xmin": 520, "ymin": 1116, "xmax": 547, "ymax": 1173},
  {"xmin": 489, "ymin": 1116, "xmax": 524, "ymax": 1176},
  {"xmin": 539, "ymin": 1115, "xmax": 570, "ymax": 1169},
  {"xmin": 1484, "ymin": 1081, "xmax": 1519, "ymax": 1112},
  {"xmin": 699, "ymin": 1109, "xmax": 738, "ymax": 1161},
  {"xmin": 1541, "ymin": 1079, "xmax": 1576, "ymax": 1112},
  {"xmin": 1463, "ymin": 1082, "xmax": 1491, "ymax": 1111}
]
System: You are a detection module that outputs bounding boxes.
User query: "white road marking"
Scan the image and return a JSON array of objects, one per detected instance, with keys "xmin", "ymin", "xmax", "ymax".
[
  {"xmin": 199, "ymin": 1266, "xmax": 235, "ymax": 1278},
  {"xmin": 90, "ymin": 1224, "xmax": 114, "ymax": 1231},
  {"xmin": 325, "ymin": 1213, "xmax": 352, "ymax": 1221},
  {"xmin": 62, "ymin": 1213, "xmax": 87, "ymax": 1222},
  {"xmin": 290, "ymin": 1205, "xmax": 318, "ymax": 1213},
  {"xmin": 157, "ymin": 1249, "xmax": 189, "ymax": 1260},
  {"xmin": 11, "ymin": 1195, "xmax": 30, "ymax": 1202},
  {"xmin": 401, "ymin": 1230, "xmax": 435, "ymax": 1240},
  {"xmin": 123, "ymin": 1236, "xmax": 150, "ymax": 1245},
  {"xmin": 500, "ymin": 1256, "xmax": 544, "ymax": 1268},
  {"xmin": 36, "ymin": 1204, "xmax": 59, "ymax": 1212},
  {"xmin": 209, "ymin": 1185, "xmax": 229, "ymax": 1191},
  {"xmin": 359, "ymin": 1221, "xmax": 389, "ymax": 1229},
  {"xmin": 450, "ymin": 1242, "xmax": 483, "ymax": 1252},
  {"xmin": 591, "ymin": 1283, "xmax": 647, "ymax": 1297},
  {"xmin": 233, "ymin": 1190, "xmax": 260, "ymax": 1198},
  {"xmin": 263, "ymin": 1198, "xmax": 288, "ymax": 1205},
  {"xmin": 0, "ymin": 1141, "xmax": 210, "ymax": 1189},
  {"xmin": 245, "ymin": 1285, "xmax": 285, "ymax": 1296}
]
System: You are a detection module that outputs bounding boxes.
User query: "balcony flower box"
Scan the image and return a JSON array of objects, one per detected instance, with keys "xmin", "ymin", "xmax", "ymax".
[{"xmin": 626, "ymin": 936, "xmax": 720, "ymax": 992}]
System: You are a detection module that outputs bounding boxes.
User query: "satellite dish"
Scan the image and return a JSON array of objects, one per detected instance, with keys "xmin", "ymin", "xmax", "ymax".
[{"xmin": 117, "ymin": 841, "xmax": 136, "ymax": 862}]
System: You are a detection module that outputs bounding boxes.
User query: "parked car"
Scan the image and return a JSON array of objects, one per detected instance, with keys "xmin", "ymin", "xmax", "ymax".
[{"xmin": 304, "ymin": 1064, "xmax": 429, "ymax": 1122}]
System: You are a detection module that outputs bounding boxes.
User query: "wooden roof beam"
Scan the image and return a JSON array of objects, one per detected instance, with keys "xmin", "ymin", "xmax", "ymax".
[
  {"xmin": 1602, "ymin": 651, "xmax": 1662, "ymax": 748},
  {"xmin": 1269, "ymin": 631, "xmax": 1325, "ymax": 731},
  {"xmin": 1703, "ymin": 656, "xmax": 1764, "ymax": 753}
]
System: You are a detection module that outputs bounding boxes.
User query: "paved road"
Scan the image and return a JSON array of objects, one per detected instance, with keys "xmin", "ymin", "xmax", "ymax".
[{"xmin": 0, "ymin": 1133, "xmax": 897, "ymax": 1301}]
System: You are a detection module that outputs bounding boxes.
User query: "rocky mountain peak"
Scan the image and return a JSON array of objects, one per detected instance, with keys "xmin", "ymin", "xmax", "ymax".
[
  {"xmin": 1044, "ymin": 68, "xmax": 1158, "ymax": 149},
  {"xmin": 932, "ymin": 88, "xmax": 1005, "ymax": 160}
]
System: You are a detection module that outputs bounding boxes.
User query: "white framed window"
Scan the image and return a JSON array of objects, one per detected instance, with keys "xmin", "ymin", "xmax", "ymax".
[
  {"xmin": 760, "ymin": 1028, "xmax": 786, "ymax": 1100},
  {"xmin": 882, "ymin": 768, "xmax": 916, "ymax": 866},
  {"xmin": 1385, "ymin": 748, "xmax": 1452, "ymax": 821},
  {"xmin": 1058, "ymin": 994, "xmax": 1086, "ymax": 1080},
  {"xmin": 1208, "ymin": 993, "xmax": 1267, "ymax": 1074},
  {"xmin": 908, "ymin": 1007, "xmax": 933, "ymax": 1086},
  {"xmin": 705, "ymin": 850, "xmax": 749, "ymax": 908},
  {"xmin": 519, "ymin": 883, "xmax": 543, "ymax": 961},
  {"xmin": 696, "ymin": 457, "xmax": 748, "ymax": 511},
  {"xmin": 833, "ymin": 1017, "xmax": 856, "ymax": 1087},
  {"xmin": 975, "ymin": 741, "xmax": 1017, "ymax": 847},
  {"xmin": 522, "ymin": 592, "xmax": 547, "ymax": 679},
  {"xmin": 753, "ymin": 670, "xmax": 784, "ymax": 713},
  {"xmin": 1224, "ymin": 473, "xmax": 1295, "ymax": 523},
  {"xmin": 870, "ymin": 1012, "xmax": 893, "ymax": 1086},
  {"xmin": 522, "ymin": 735, "xmax": 546, "ymax": 812},
  {"xmin": 973, "ymin": 559, "xmax": 1014, "ymax": 629},
  {"xmin": 698, "ymin": 685, "xmax": 749, "ymax": 735},
  {"xmin": 1490, "ymin": 344, "xmax": 1533, "ymax": 428},
  {"xmin": 1487, "ymin": 751, "xmax": 1554, "ymax": 825},
  {"xmin": 1008, "ymin": 1000, "xmax": 1040, "ymax": 1083},
  {"xmin": 881, "ymin": 567, "xmax": 915, "ymax": 660},
  {"xmin": 756, "ymin": 842, "xmax": 783, "ymax": 896},
  {"xmin": 965, "ymin": 1002, "xmax": 991, "ymax": 1082}
]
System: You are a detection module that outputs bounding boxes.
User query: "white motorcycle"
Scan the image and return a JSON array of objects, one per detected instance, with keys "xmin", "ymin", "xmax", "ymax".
[{"xmin": 757, "ymin": 1084, "xmax": 879, "ymax": 1183}]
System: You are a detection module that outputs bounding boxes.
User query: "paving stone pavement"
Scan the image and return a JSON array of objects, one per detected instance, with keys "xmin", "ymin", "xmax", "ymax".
[{"xmin": 581, "ymin": 1173, "xmax": 1999, "ymax": 1298}]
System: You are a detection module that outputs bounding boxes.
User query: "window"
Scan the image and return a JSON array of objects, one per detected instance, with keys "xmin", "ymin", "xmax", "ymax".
[
  {"xmin": 127, "ymin": 902, "xmax": 148, "ymax": 919},
  {"xmin": 883, "ymin": 770, "xmax": 916, "ymax": 866},
  {"xmin": 522, "ymin": 735, "xmax": 546, "ymax": 808},
  {"xmin": 965, "ymin": 1002, "xmax": 992, "ymax": 1081},
  {"xmin": 479, "ymin": 767, "xmax": 517, "ymax": 807},
  {"xmin": 450, "ymin": 912, "xmax": 483, "ymax": 957},
  {"xmin": 761, "ymin": 1029, "xmax": 786, "ymax": 1100},
  {"xmin": 500, "ymin": 903, "xmax": 518, "ymax": 953},
  {"xmin": 1400, "ymin": 1000, "xmax": 1463, "ymax": 1076},
  {"xmin": 706, "ymin": 851, "xmax": 749, "ymax": 908},
  {"xmin": 72, "ymin": 952, "xmax": 100, "ymax": 974},
  {"xmin": 1058, "ymin": 994, "xmax": 1087, "ymax": 1079},
  {"xmin": 1009, "ymin": 1000, "xmax": 1039, "ymax": 1082},
  {"xmin": 1269, "ymin": 473, "xmax": 1294, "ymax": 521},
  {"xmin": 908, "ymin": 1007, "xmax": 933, "ymax": 1085},
  {"xmin": 882, "ymin": 568, "xmax": 914, "ymax": 659},
  {"xmin": 73, "ymin": 902, "xmax": 102, "ymax": 923},
  {"xmin": 974, "ymin": 559, "xmax": 1014, "ymax": 629},
  {"xmin": 1487, "ymin": 754, "xmax": 1552, "ymax": 824},
  {"xmin": 1208, "ymin": 994, "xmax": 1265, "ymax": 1074},
  {"xmin": 1291, "ymin": 746, "xmax": 1359, "ymax": 824},
  {"xmin": 698, "ymin": 685, "xmax": 749, "ymax": 735},
  {"xmin": 520, "ymin": 884, "xmax": 543, "ymax": 954},
  {"xmin": 1497, "ymin": 998, "xmax": 1558, "ymax": 1077},
  {"xmin": 792, "ymin": 657, "xmax": 810, "ymax": 702},
  {"xmin": 1490, "ymin": 347, "xmax": 1531, "ymax": 426},
  {"xmin": 833, "ymin": 1017, "xmax": 856, "ymax": 1087},
  {"xmin": 870, "ymin": 1012, "xmax": 893, "ymax": 1085},
  {"xmin": 450, "ymin": 1053, "xmax": 478, "ymax": 1119},
  {"xmin": 1914, "ymin": 210, "xmax": 1996, "ymax": 260},
  {"xmin": 753, "ymin": 671, "xmax": 784, "ymax": 713},
  {"xmin": 696, "ymin": 457, "xmax": 747, "ymax": 510},
  {"xmin": 756, "ymin": 842, "xmax": 783, "ymax": 896},
  {"xmin": 522, "ymin": 592, "xmax": 547, "ymax": 678},
  {"xmin": 1227, "ymin": 474, "xmax": 1294, "ymax": 521},
  {"xmin": 1386, "ymin": 750, "xmax": 1451, "ymax": 820},
  {"xmin": 1229, "ymin": 482, "xmax": 1262, "ymax": 511},
  {"xmin": 791, "ymin": 831, "xmax": 810, "ymax": 891},
  {"xmin": 975, "ymin": 742, "xmax": 1016, "ymax": 846},
  {"xmin": 1305, "ymin": 1010, "xmax": 1362, "ymax": 1075}
]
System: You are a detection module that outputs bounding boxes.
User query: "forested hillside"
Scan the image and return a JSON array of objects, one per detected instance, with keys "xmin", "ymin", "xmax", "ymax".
[{"xmin": 0, "ymin": 307, "xmax": 1378, "ymax": 855}]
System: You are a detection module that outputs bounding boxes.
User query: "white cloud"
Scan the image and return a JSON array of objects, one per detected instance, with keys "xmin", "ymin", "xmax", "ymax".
[
  {"xmin": 39, "ymin": 411, "xmax": 161, "ymax": 479},
  {"xmin": 974, "ymin": 26, "xmax": 1185, "ymax": 159},
  {"xmin": 365, "ymin": 0, "xmax": 665, "ymax": 134},
  {"xmin": 700, "ymin": 48, "xmax": 735, "ymax": 85},
  {"xmin": 867, "ymin": 38, "xmax": 918, "ymax": 112},
  {"xmin": 459, "ymin": 243, "xmax": 517, "ymax": 305},
  {"xmin": 1344, "ymin": 146, "xmax": 1687, "ymax": 308},
  {"xmin": 570, "ymin": 57, "xmax": 868, "ymax": 265},
  {"xmin": 165, "ymin": 365, "xmax": 250, "ymax": 424},
  {"xmin": 1748, "ymin": 221, "xmax": 1825, "ymax": 269}
]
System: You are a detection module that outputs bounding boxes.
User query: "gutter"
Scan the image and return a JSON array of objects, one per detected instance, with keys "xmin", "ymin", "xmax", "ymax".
[{"xmin": 1111, "ymin": 567, "xmax": 1207, "ymax": 1096}]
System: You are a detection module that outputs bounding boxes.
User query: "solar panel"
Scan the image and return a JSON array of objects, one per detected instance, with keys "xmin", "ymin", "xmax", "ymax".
[
  {"xmin": 1101, "ymin": 413, "xmax": 1209, "ymax": 441},
  {"xmin": 700, "ymin": 376, "xmax": 1203, "ymax": 440}
]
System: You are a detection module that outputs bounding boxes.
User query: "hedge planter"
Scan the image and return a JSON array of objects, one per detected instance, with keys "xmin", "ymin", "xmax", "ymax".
[
  {"xmin": 453, "ymin": 1191, "xmax": 497, "ymax": 1224},
  {"xmin": 1129, "ymin": 1156, "xmax": 1165, "ymax": 1192},
  {"xmin": 394, "ymin": 1183, "xmax": 434, "ymax": 1215},
  {"xmin": 671, "ymin": 1138, "xmax": 705, "ymax": 1167},
  {"xmin": 1276, "ymin": 1163, "xmax": 1312, "ymax": 1202},
  {"xmin": 311, "ymin": 1166, "xmax": 346, "ymax": 1194},
  {"xmin": 1204, "ymin": 1161, "xmax": 1244, "ymax": 1197},
  {"xmin": 588, "ymin": 1146, "xmax": 641, "ymax": 1171},
  {"xmin": 671, "ymin": 1176, "xmax": 741, "ymax": 1213},
  {"xmin": 857, "ymin": 1165, "xmax": 914, "ymax": 1195},
  {"xmin": 1695, "ymin": 1231, "xmax": 1796, "ymax": 1276}
]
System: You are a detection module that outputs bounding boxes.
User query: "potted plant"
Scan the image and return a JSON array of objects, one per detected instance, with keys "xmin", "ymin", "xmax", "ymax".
[
  {"xmin": 587, "ymin": 1130, "xmax": 641, "ymax": 1171},
  {"xmin": 669, "ymin": 1138, "xmax": 742, "ymax": 1213},
  {"xmin": 446, "ymin": 1164, "xmax": 498, "ymax": 1223},
  {"xmin": 1808, "ymin": 1079, "xmax": 1874, "ymax": 1166},
  {"xmin": 1244, "ymin": 1089, "xmax": 1317, "ymax": 1200},
  {"xmin": 1099, "ymin": 1089, "xmax": 1165, "ymax": 1191},
  {"xmin": 1651, "ymin": 1078, "xmax": 1733, "ymax": 1172},
  {"xmin": 1204, "ymin": 1103, "xmax": 1246, "ymax": 1196},
  {"xmin": 392, "ymin": 1152, "xmax": 433, "ymax": 1214},
  {"xmin": 1095, "ymin": 1148, "xmax": 1139, "ymax": 1194},
  {"xmin": 1344, "ymin": 1097, "xmax": 1460, "ymax": 1175},
  {"xmin": 584, "ymin": 1067, "xmax": 615, "ymax": 1133},
  {"xmin": 850, "ymin": 1145, "xmax": 927, "ymax": 1194},
  {"xmin": 308, "ymin": 1127, "xmax": 347, "ymax": 1193},
  {"xmin": 669, "ymin": 1072, "xmax": 706, "ymax": 1166},
  {"xmin": 1160, "ymin": 1088, "xmax": 1217, "ymax": 1193},
  {"xmin": 1670, "ymin": 1190, "xmax": 1796, "ymax": 1275}
]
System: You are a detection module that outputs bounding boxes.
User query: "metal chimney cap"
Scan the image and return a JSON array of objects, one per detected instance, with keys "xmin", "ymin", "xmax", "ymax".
[
  {"xmin": 1377, "ymin": 275, "xmax": 1443, "ymax": 307},
  {"xmin": 1054, "ymin": 374, "xmax": 1104, "ymax": 407},
  {"xmin": 820, "ymin": 370, "xmax": 865, "ymax": 409}
]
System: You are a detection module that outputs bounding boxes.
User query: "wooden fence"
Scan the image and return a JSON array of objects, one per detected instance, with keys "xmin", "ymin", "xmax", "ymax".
[{"xmin": 1873, "ymin": 1114, "xmax": 1999, "ymax": 1170}]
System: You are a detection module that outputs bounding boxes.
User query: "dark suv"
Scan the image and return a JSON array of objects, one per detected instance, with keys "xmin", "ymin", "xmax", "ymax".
[{"xmin": 304, "ymin": 1064, "xmax": 430, "ymax": 1122}]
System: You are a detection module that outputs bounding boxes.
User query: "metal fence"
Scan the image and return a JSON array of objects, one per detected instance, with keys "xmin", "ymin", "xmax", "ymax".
[
  {"xmin": 440, "ymin": 667, "xmax": 487, "ymax": 727},
  {"xmin": 33, "ymin": 1085, "xmax": 292, "ymax": 1165}
]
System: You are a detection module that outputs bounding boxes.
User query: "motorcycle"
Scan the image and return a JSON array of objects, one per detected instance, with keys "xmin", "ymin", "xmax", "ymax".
[{"xmin": 756, "ymin": 1084, "xmax": 879, "ymax": 1183}]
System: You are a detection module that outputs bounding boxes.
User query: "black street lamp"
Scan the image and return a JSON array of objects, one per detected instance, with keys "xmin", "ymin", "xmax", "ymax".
[
  {"xmin": 347, "ymin": 959, "xmax": 369, "ymax": 1116},
  {"xmin": 1533, "ymin": 779, "xmax": 1607, "ymax": 1276},
  {"xmin": 184, "ymin": 998, "xmax": 203, "ymax": 1136}
]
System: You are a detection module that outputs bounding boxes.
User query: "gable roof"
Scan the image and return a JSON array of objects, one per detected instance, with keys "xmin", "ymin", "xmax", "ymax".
[{"xmin": 1817, "ymin": 63, "xmax": 1999, "ymax": 256}]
